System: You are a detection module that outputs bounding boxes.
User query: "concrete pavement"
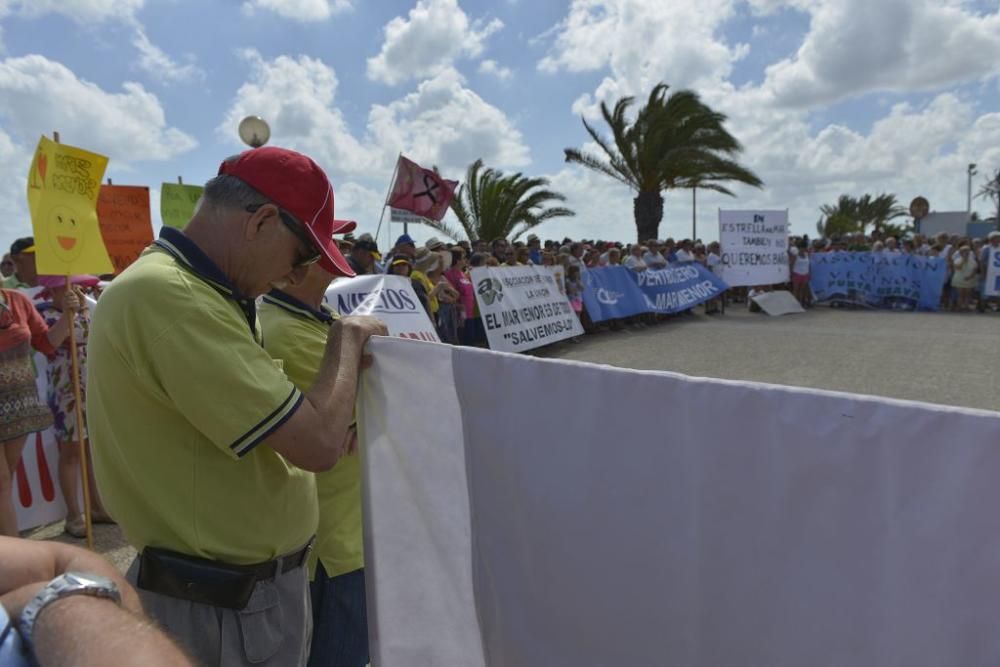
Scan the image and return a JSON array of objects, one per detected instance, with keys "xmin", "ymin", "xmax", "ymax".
[{"xmin": 538, "ymin": 306, "xmax": 999, "ymax": 413}]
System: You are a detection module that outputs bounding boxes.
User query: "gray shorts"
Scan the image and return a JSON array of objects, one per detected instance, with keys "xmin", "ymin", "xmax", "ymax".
[{"xmin": 127, "ymin": 555, "xmax": 312, "ymax": 667}]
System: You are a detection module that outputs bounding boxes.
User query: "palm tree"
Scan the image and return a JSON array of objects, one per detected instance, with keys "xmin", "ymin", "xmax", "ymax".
[
  {"xmin": 424, "ymin": 159, "xmax": 575, "ymax": 242},
  {"xmin": 564, "ymin": 83, "xmax": 763, "ymax": 242},
  {"xmin": 817, "ymin": 193, "xmax": 907, "ymax": 237},
  {"xmin": 975, "ymin": 168, "xmax": 1000, "ymax": 227},
  {"xmin": 857, "ymin": 193, "xmax": 907, "ymax": 234}
]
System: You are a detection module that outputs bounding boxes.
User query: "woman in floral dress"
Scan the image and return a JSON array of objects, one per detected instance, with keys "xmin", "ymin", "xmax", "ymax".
[{"xmin": 38, "ymin": 276, "xmax": 111, "ymax": 537}]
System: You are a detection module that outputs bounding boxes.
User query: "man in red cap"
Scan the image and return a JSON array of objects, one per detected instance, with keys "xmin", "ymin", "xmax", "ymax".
[{"xmin": 88, "ymin": 146, "xmax": 387, "ymax": 666}]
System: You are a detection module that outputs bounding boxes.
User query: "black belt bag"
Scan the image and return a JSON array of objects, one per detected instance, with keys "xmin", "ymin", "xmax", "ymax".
[{"xmin": 137, "ymin": 540, "xmax": 312, "ymax": 610}]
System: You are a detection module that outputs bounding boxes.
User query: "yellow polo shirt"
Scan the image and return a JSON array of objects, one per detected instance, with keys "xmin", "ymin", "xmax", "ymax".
[
  {"xmin": 87, "ymin": 228, "xmax": 317, "ymax": 565},
  {"xmin": 259, "ymin": 290, "xmax": 363, "ymax": 579}
]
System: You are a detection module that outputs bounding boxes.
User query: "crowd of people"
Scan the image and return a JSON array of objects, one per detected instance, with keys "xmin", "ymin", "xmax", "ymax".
[{"xmin": 334, "ymin": 225, "xmax": 999, "ymax": 343}]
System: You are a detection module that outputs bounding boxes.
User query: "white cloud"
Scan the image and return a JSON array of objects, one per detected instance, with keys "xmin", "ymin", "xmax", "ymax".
[
  {"xmin": 219, "ymin": 50, "xmax": 377, "ymax": 179},
  {"xmin": 0, "ymin": 0, "xmax": 144, "ymax": 22},
  {"xmin": 0, "ymin": 126, "xmax": 32, "ymax": 244},
  {"xmin": 222, "ymin": 53, "xmax": 529, "ymax": 181},
  {"xmin": 539, "ymin": 0, "xmax": 747, "ymax": 117},
  {"xmin": 220, "ymin": 54, "xmax": 532, "ymax": 243},
  {"xmin": 241, "ymin": 0, "xmax": 351, "ymax": 21},
  {"xmin": 367, "ymin": 0, "xmax": 503, "ymax": 85},
  {"xmin": 0, "ymin": 55, "xmax": 196, "ymax": 160},
  {"xmin": 478, "ymin": 59, "xmax": 512, "ymax": 81},
  {"xmin": 761, "ymin": 0, "xmax": 1000, "ymax": 107},
  {"xmin": 367, "ymin": 67, "xmax": 530, "ymax": 176},
  {"xmin": 1, "ymin": 0, "xmax": 205, "ymax": 87},
  {"xmin": 132, "ymin": 27, "xmax": 204, "ymax": 84}
]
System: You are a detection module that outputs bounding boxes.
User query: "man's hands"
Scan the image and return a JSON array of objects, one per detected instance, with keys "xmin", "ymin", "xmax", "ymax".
[{"xmin": 332, "ymin": 315, "xmax": 389, "ymax": 370}]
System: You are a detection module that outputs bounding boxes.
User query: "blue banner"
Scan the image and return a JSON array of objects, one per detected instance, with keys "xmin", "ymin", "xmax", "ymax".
[
  {"xmin": 636, "ymin": 264, "xmax": 729, "ymax": 314},
  {"xmin": 809, "ymin": 252, "xmax": 947, "ymax": 311},
  {"xmin": 580, "ymin": 266, "xmax": 649, "ymax": 322}
]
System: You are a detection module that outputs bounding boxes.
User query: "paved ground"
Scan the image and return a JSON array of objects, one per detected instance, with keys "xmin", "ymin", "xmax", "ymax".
[
  {"xmin": 538, "ymin": 305, "xmax": 1000, "ymax": 413},
  {"xmin": 25, "ymin": 305, "xmax": 999, "ymax": 566}
]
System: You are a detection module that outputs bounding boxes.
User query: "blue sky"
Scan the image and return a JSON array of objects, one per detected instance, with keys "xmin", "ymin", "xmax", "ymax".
[{"xmin": 2, "ymin": 0, "xmax": 1000, "ymax": 254}]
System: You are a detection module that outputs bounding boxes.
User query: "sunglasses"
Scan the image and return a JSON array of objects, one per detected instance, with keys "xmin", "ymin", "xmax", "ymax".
[{"xmin": 246, "ymin": 204, "xmax": 322, "ymax": 268}]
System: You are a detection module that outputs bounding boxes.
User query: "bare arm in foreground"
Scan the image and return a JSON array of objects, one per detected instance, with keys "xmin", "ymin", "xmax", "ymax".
[{"xmin": 0, "ymin": 537, "xmax": 192, "ymax": 666}]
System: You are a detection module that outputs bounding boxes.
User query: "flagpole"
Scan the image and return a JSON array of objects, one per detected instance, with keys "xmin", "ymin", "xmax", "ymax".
[
  {"xmin": 53, "ymin": 130, "xmax": 95, "ymax": 550},
  {"xmin": 375, "ymin": 152, "xmax": 402, "ymax": 248}
]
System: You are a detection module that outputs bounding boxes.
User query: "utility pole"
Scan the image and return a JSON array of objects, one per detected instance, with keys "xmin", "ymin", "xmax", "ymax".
[{"xmin": 967, "ymin": 163, "xmax": 977, "ymax": 213}]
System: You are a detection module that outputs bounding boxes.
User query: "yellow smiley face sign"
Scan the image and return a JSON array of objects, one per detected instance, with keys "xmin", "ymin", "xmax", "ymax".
[
  {"xmin": 46, "ymin": 205, "xmax": 85, "ymax": 262},
  {"xmin": 26, "ymin": 136, "xmax": 113, "ymax": 276}
]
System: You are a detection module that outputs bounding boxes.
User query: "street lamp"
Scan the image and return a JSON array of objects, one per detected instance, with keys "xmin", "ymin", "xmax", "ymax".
[
  {"xmin": 967, "ymin": 162, "xmax": 977, "ymax": 213},
  {"xmin": 238, "ymin": 116, "xmax": 271, "ymax": 148}
]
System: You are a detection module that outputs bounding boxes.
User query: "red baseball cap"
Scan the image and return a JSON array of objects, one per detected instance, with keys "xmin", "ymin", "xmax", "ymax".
[{"xmin": 218, "ymin": 147, "xmax": 356, "ymax": 277}]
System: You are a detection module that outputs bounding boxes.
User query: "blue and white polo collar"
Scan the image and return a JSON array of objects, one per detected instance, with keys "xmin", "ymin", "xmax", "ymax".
[
  {"xmin": 153, "ymin": 227, "xmax": 252, "ymax": 302},
  {"xmin": 263, "ymin": 289, "xmax": 338, "ymax": 326}
]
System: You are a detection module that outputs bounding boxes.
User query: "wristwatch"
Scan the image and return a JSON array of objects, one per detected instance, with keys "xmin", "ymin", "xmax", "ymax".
[{"xmin": 18, "ymin": 572, "xmax": 121, "ymax": 653}]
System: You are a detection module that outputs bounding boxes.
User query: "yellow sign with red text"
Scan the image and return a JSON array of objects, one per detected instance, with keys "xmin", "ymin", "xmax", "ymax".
[{"xmin": 26, "ymin": 136, "xmax": 113, "ymax": 276}]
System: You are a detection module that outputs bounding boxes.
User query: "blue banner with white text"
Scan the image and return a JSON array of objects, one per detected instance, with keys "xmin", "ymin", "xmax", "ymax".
[
  {"xmin": 580, "ymin": 266, "xmax": 649, "ymax": 322},
  {"xmin": 635, "ymin": 264, "xmax": 730, "ymax": 314},
  {"xmin": 809, "ymin": 252, "xmax": 947, "ymax": 311}
]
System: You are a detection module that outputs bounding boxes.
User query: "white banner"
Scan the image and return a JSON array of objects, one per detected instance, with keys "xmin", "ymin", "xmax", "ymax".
[
  {"xmin": 360, "ymin": 337, "xmax": 1000, "ymax": 666},
  {"xmin": 719, "ymin": 209, "xmax": 790, "ymax": 287},
  {"xmin": 985, "ymin": 245, "xmax": 1000, "ymax": 297},
  {"xmin": 469, "ymin": 266, "xmax": 583, "ymax": 352},
  {"xmin": 326, "ymin": 274, "xmax": 440, "ymax": 342}
]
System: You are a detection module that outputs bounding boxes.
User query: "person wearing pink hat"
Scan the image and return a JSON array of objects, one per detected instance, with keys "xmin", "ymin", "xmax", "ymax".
[
  {"xmin": 36, "ymin": 275, "xmax": 112, "ymax": 538},
  {"xmin": 87, "ymin": 146, "xmax": 387, "ymax": 666}
]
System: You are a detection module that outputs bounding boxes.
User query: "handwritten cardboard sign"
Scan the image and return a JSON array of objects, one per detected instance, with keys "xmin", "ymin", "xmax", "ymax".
[
  {"xmin": 97, "ymin": 185, "xmax": 154, "ymax": 274},
  {"xmin": 26, "ymin": 136, "xmax": 113, "ymax": 275},
  {"xmin": 160, "ymin": 182, "xmax": 203, "ymax": 229}
]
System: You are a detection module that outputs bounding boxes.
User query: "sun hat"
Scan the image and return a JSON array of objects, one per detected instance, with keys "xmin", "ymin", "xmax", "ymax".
[{"xmin": 218, "ymin": 146, "xmax": 355, "ymax": 277}]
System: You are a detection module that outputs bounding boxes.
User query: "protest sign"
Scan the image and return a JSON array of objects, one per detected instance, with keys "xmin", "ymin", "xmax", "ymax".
[
  {"xmin": 470, "ymin": 266, "xmax": 583, "ymax": 352},
  {"xmin": 810, "ymin": 252, "xmax": 947, "ymax": 310},
  {"xmin": 636, "ymin": 264, "xmax": 729, "ymax": 314},
  {"xmin": 751, "ymin": 290, "xmax": 805, "ymax": 316},
  {"xmin": 97, "ymin": 185, "xmax": 153, "ymax": 273},
  {"xmin": 26, "ymin": 136, "xmax": 113, "ymax": 276},
  {"xmin": 326, "ymin": 274, "xmax": 440, "ymax": 342},
  {"xmin": 580, "ymin": 266, "xmax": 648, "ymax": 322},
  {"xmin": 160, "ymin": 183, "xmax": 204, "ymax": 229},
  {"xmin": 719, "ymin": 209, "xmax": 789, "ymax": 287},
  {"xmin": 985, "ymin": 246, "xmax": 1000, "ymax": 298}
]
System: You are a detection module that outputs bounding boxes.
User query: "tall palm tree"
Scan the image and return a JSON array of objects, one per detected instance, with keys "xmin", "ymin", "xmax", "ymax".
[
  {"xmin": 424, "ymin": 159, "xmax": 575, "ymax": 242},
  {"xmin": 564, "ymin": 83, "xmax": 763, "ymax": 242}
]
